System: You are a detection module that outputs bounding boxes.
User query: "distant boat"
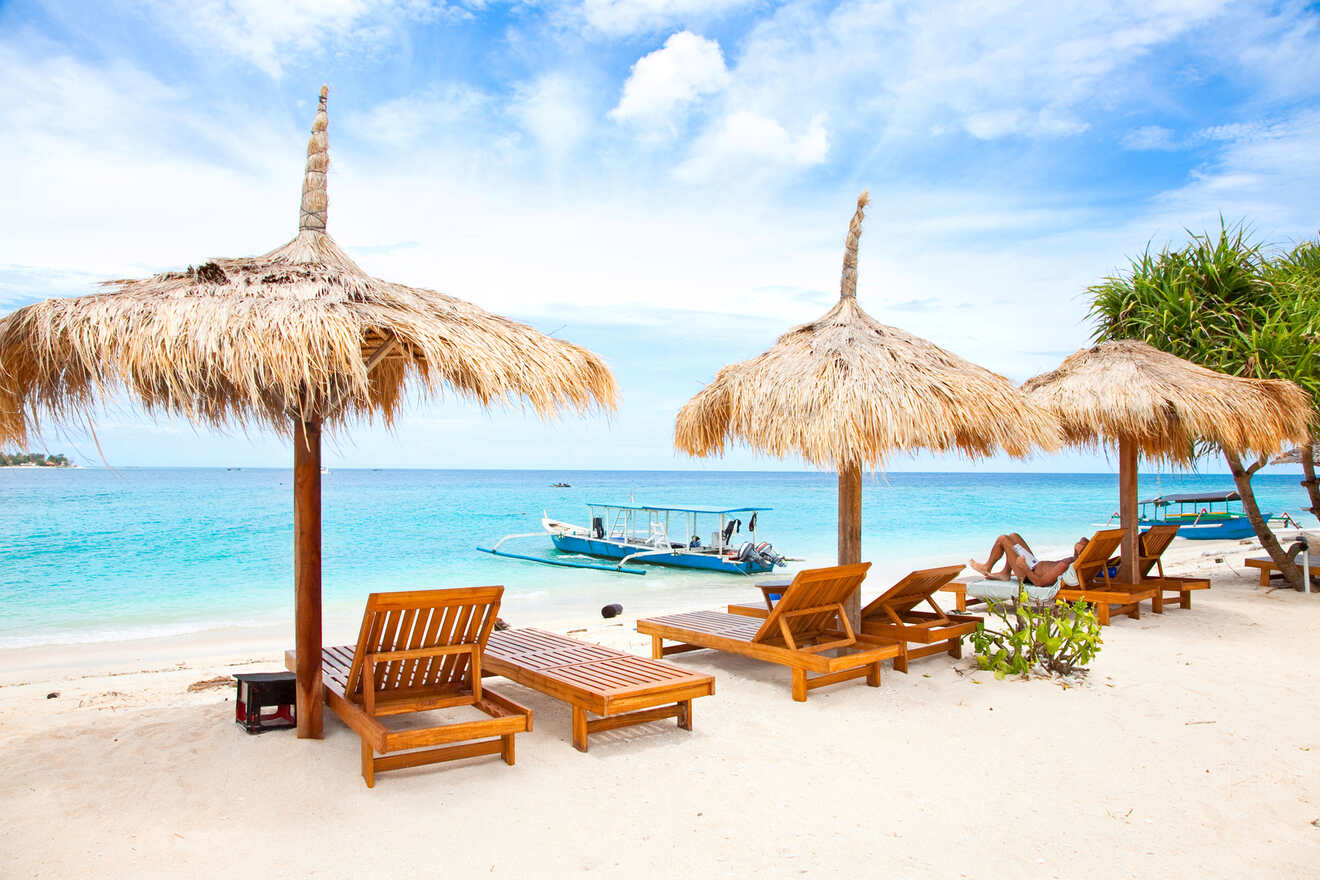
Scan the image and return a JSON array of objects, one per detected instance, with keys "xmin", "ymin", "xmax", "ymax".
[
  {"xmin": 551, "ymin": 482, "xmax": 571, "ymax": 488},
  {"xmin": 479, "ymin": 502, "xmax": 788, "ymax": 574},
  {"xmin": 1135, "ymin": 491, "xmax": 1263, "ymax": 540}
]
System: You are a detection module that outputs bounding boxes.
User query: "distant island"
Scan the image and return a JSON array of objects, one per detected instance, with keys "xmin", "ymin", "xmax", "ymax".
[{"xmin": 1, "ymin": 452, "xmax": 73, "ymax": 468}]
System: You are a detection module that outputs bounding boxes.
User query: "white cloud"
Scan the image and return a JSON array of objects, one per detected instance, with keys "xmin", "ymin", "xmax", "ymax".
[
  {"xmin": 581, "ymin": 0, "xmax": 755, "ymax": 36},
  {"xmin": 1148, "ymin": 109, "xmax": 1320, "ymax": 232},
  {"xmin": 355, "ymin": 84, "xmax": 492, "ymax": 147},
  {"xmin": 676, "ymin": 111, "xmax": 828, "ymax": 182},
  {"xmin": 1122, "ymin": 125, "xmax": 1177, "ymax": 150},
  {"xmin": 510, "ymin": 72, "xmax": 594, "ymax": 161},
  {"xmin": 610, "ymin": 31, "xmax": 729, "ymax": 128},
  {"xmin": 139, "ymin": 0, "xmax": 474, "ymax": 77}
]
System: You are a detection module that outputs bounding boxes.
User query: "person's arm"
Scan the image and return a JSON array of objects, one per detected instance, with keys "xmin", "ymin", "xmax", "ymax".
[{"xmin": 1026, "ymin": 556, "xmax": 1074, "ymax": 586}]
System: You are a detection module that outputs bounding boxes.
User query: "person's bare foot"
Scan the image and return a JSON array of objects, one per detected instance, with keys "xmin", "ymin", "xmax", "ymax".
[{"xmin": 968, "ymin": 558, "xmax": 991, "ymax": 576}]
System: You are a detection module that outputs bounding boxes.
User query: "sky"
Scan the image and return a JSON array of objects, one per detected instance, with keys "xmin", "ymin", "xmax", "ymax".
[{"xmin": 1, "ymin": 0, "xmax": 1318, "ymax": 472}]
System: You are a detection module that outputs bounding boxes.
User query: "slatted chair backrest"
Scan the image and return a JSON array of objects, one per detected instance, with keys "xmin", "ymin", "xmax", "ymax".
[
  {"xmin": 752, "ymin": 563, "xmax": 871, "ymax": 649},
  {"xmin": 859, "ymin": 564, "xmax": 965, "ymax": 620},
  {"xmin": 1072, "ymin": 529, "xmax": 1125, "ymax": 587},
  {"xmin": 344, "ymin": 587, "xmax": 503, "ymax": 708},
  {"xmin": 1137, "ymin": 524, "xmax": 1180, "ymax": 578}
]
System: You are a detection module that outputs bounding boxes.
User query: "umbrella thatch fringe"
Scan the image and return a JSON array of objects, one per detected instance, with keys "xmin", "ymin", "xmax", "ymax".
[
  {"xmin": 0, "ymin": 85, "xmax": 617, "ymax": 447},
  {"xmin": 675, "ymin": 191, "xmax": 1061, "ymax": 468},
  {"xmin": 1021, "ymin": 340, "xmax": 1311, "ymax": 463}
]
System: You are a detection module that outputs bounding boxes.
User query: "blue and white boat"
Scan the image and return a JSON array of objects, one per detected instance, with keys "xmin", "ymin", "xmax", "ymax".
[
  {"xmin": 1136, "ymin": 491, "xmax": 1266, "ymax": 540},
  {"xmin": 479, "ymin": 502, "xmax": 789, "ymax": 575}
]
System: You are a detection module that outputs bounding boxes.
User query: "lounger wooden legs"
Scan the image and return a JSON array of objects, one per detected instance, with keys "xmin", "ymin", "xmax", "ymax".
[
  {"xmin": 1152, "ymin": 592, "xmax": 1164, "ymax": 614},
  {"xmin": 792, "ymin": 668, "xmax": 807, "ymax": 702},
  {"xmin": 570, "ymin": 701, "xmax": 696, "ymax": 752},
  {"xmin": 360, "ymin": 737, "xmax": 514, "ymax": 787}
]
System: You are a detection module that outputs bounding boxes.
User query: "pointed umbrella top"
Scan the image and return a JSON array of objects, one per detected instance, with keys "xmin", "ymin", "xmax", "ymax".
[
  {"xmin": 675, "ymin": 192, "xmax": 1060, "ymax": 468},
  {"xmin": 299, "ymin": 85, "xmax": 330, "ymax": 234}
]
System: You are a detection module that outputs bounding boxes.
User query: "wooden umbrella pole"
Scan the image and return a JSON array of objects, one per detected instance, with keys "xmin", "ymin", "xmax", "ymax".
[
  {"xmin": 838, "ymin": 460, "xmax": 863, "ymax": 628},
  {"xmin": 1118, "ymin": 435, "xmax": 1139, "ymax": 585},
  {"xmin": 294, "ymin": 416, "xmax": 324, "ymax": 739}
]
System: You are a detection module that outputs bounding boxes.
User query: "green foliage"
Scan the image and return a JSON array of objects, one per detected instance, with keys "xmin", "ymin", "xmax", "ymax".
[
  {"xmin": 1088, "ymin": 221, "xmax": 1320, "ymax": 403},
  {"xmin": 1, "ymin": 451, "xmax": 70, "ymax": 467},
  {"xmin": 970, "ymin": 590, "xmax": 1103, "ymax": 679}
]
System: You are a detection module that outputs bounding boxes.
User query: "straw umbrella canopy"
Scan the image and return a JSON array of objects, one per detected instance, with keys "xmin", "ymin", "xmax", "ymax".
[
  {"xmin": 675, "ymin": 193, "xmax": 1061, "ymax": 621},
  {"xmin": 1022, "ymin": 340, "xmax": 1310, "ymax": 582},
  {"xmin": 0, "ymin": 86, "xmax": 617, "ymax": 738}
]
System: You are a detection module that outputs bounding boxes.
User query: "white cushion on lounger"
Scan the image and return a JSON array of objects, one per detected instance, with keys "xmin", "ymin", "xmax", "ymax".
[{"xmin": 963, "ymin": 579, "xmax": 1060, "ymax": 603}]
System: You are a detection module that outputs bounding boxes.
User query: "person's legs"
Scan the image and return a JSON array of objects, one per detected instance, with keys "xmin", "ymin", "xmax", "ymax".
[{"xmin": 970, "ymin": 535, "xmax": 1014, "ymax": 577}]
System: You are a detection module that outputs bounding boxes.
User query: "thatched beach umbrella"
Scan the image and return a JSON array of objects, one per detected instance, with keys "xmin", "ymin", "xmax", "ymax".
[
  {"xmin": 1022, "ymin": 340, "xmax": 1309, "ymax": 583},
  {"xmin": 675, "ymin": 193, "xmax": 1061, "ymax": 622},
  {"xmin": 0, "ymin": 86, "xmax": 617, "ymax": 738}
]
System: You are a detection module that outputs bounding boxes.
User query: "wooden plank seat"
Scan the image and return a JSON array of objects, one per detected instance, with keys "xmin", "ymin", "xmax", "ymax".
[
  {"xmin": 285, "ymin": 587, "xmax": 531, "ymax": 788},
  {"xmin": 730, "ymin": 565, "xmax": 980, "ymax": 672},
  {"xmin": 637, "ymin": 563, "xmax": 901, "ymax": 702},
  {"xmin": 1055, "ymin": 529, "xmax": 1158, "ymax": 626},
  {"xmin": 482, "ymin": 628, "xmax": 715, "ymax": 752},
  {"xmin": 1135, "ymin": 524, "xmax": 1210, "ymax": 611}
]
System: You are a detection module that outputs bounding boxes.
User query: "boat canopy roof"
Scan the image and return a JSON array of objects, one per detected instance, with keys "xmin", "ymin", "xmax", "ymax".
[
  {"xmin": 1140, "ymin": 491, "xmax": 1241, "ymax": 505},
  {"xmin": 587, "ymin": 502, "xmax": 771, "ymax": 514}
]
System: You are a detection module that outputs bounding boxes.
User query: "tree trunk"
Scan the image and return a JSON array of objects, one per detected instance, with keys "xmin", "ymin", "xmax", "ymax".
[
  {"xmin": 1299, "ymin": 441, "xmax": 1320, "ymax": 525},
  {"xmin": 294, "ymin": 417, "xmax": 324, "ymax": 738},
  {"xmin": 837, "ymin": 461, "xmax": 862, "ymax": 630},
  {"xmin": 1226, "ymin": 449, "xmax": 1302, "ymax": 589}
]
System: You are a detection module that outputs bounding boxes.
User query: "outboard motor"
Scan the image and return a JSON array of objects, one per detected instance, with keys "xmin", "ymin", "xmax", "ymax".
[
  {"xmin": 736, "ymin": 541, "xmax": 760, "ymax": 563},
  {"xmin": 756, "ymin": 542, "xmax": 786, "ymax": 568},
  {"xmin": 591, "ymin": 516, "xmax": 605, "ymax": 539}
]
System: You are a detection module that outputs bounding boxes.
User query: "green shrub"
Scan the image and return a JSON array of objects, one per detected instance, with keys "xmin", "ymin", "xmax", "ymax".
[{"xmin": 970, "ymin": 590, "xmax": 1103, "ymax": 679}]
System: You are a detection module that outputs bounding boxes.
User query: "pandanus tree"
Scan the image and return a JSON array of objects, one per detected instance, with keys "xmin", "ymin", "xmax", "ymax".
[
  {"xmin": 1088, "ymin": 223, "xmax": 1320, "ymax": 588},
  {"xmin": 1266, "ymin": 240, "xmax": 1320, "ymax": 518}
]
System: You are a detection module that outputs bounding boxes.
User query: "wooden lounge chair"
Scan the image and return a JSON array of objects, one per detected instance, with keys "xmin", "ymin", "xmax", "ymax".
[
  {"xmin": 1055, "ymin": 529, "xmax": 1158, "ymax": 625},
  {"xmin": 857, "ymin": 564, "xmax": 981, "ymax": 672},
  {"xmin": 1244, "ymin": 553, "xmax": 1319, "ymax": 587},
  {"xmin": 483, "ymin": 628, "xmax": 715, "ymax": 752},
  {"xmin": 636, "ymin": 563, "xmax": 901, "ymax": 702},
  {"xmin": 285, "ymin": 587, "xmax": 532, "ymax": 787},
  {"xmin": 730, "ymin": 565, "xmax": 979, "ymax": 673},
  {"xmin": 1136, "ymin": 523, "xmax": 1209, "ymax": 611}
]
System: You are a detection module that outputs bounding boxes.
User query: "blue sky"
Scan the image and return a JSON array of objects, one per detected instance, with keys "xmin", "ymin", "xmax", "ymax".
[{"xmin": 1, "ymin": 0, "xmax": 1318, "ymax": 472}]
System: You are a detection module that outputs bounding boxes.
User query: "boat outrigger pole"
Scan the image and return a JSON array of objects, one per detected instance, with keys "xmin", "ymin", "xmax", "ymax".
[{"xmin": 477, "ymin": 533, "xmax": 648, "ymax": 575}]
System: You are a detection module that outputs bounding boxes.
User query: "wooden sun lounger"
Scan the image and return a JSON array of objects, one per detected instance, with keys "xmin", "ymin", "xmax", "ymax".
[
  {"xmin": 1055, "ymin": 529, "xmax": 1157, "ymax": 625},
  {"xmin": 857, "ymin": 564, "xmax": 981, "ymax": 672},
  {"xmin": 285, "ymin": 587, "xmax": 532, "ymax": 787},
  {"xmin": 1243, "ymin": 554, "xmax": 1319, "ymax": 587},
  {"xmin": 637, "ymin": 563, "xmax": 901, "ymax": 702},
  {"xmin": 483, "ymin": 628, "xmax": 714, "ymax": 752},
  {"xmin": 1136, "ymin": 523, "xmax": 1210, "ymax": 611},
  {"xmin": 731, "ymin": 565, "xmax": 979, "ymax": 673}
]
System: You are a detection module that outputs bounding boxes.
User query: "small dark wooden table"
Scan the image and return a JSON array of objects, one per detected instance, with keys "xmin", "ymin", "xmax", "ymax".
[{"xmin": 234, "ymin": 671, "xmax": 297, "ymax": 734}]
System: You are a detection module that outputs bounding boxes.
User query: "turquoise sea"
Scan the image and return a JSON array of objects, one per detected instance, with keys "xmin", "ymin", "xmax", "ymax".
[{"xmin": 0, "ymin": 468, "xmax": 1310, "ymax": 648}]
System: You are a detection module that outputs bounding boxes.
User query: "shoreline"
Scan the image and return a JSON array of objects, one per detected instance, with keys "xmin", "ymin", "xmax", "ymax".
[{"xmin": 0, "ymin": 533, "xmax": 1294, "ymax": 684}]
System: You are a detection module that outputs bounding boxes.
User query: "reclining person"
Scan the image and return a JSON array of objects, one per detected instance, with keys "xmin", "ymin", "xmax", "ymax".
[{"xmin": 968, "ymin": 533, "xmax": 1089, "ymax": 587}]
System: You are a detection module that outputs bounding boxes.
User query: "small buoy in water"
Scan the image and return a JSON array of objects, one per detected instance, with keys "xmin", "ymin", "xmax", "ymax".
[{"xmin": 601, "ymin": 603, "xmax": 623, "ymax": 619}]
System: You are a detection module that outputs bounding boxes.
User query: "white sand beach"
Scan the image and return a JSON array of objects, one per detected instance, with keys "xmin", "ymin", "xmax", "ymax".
[{"xmin": 2, "ymin": 538, "xmax": 1318, "ymax": 878}]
